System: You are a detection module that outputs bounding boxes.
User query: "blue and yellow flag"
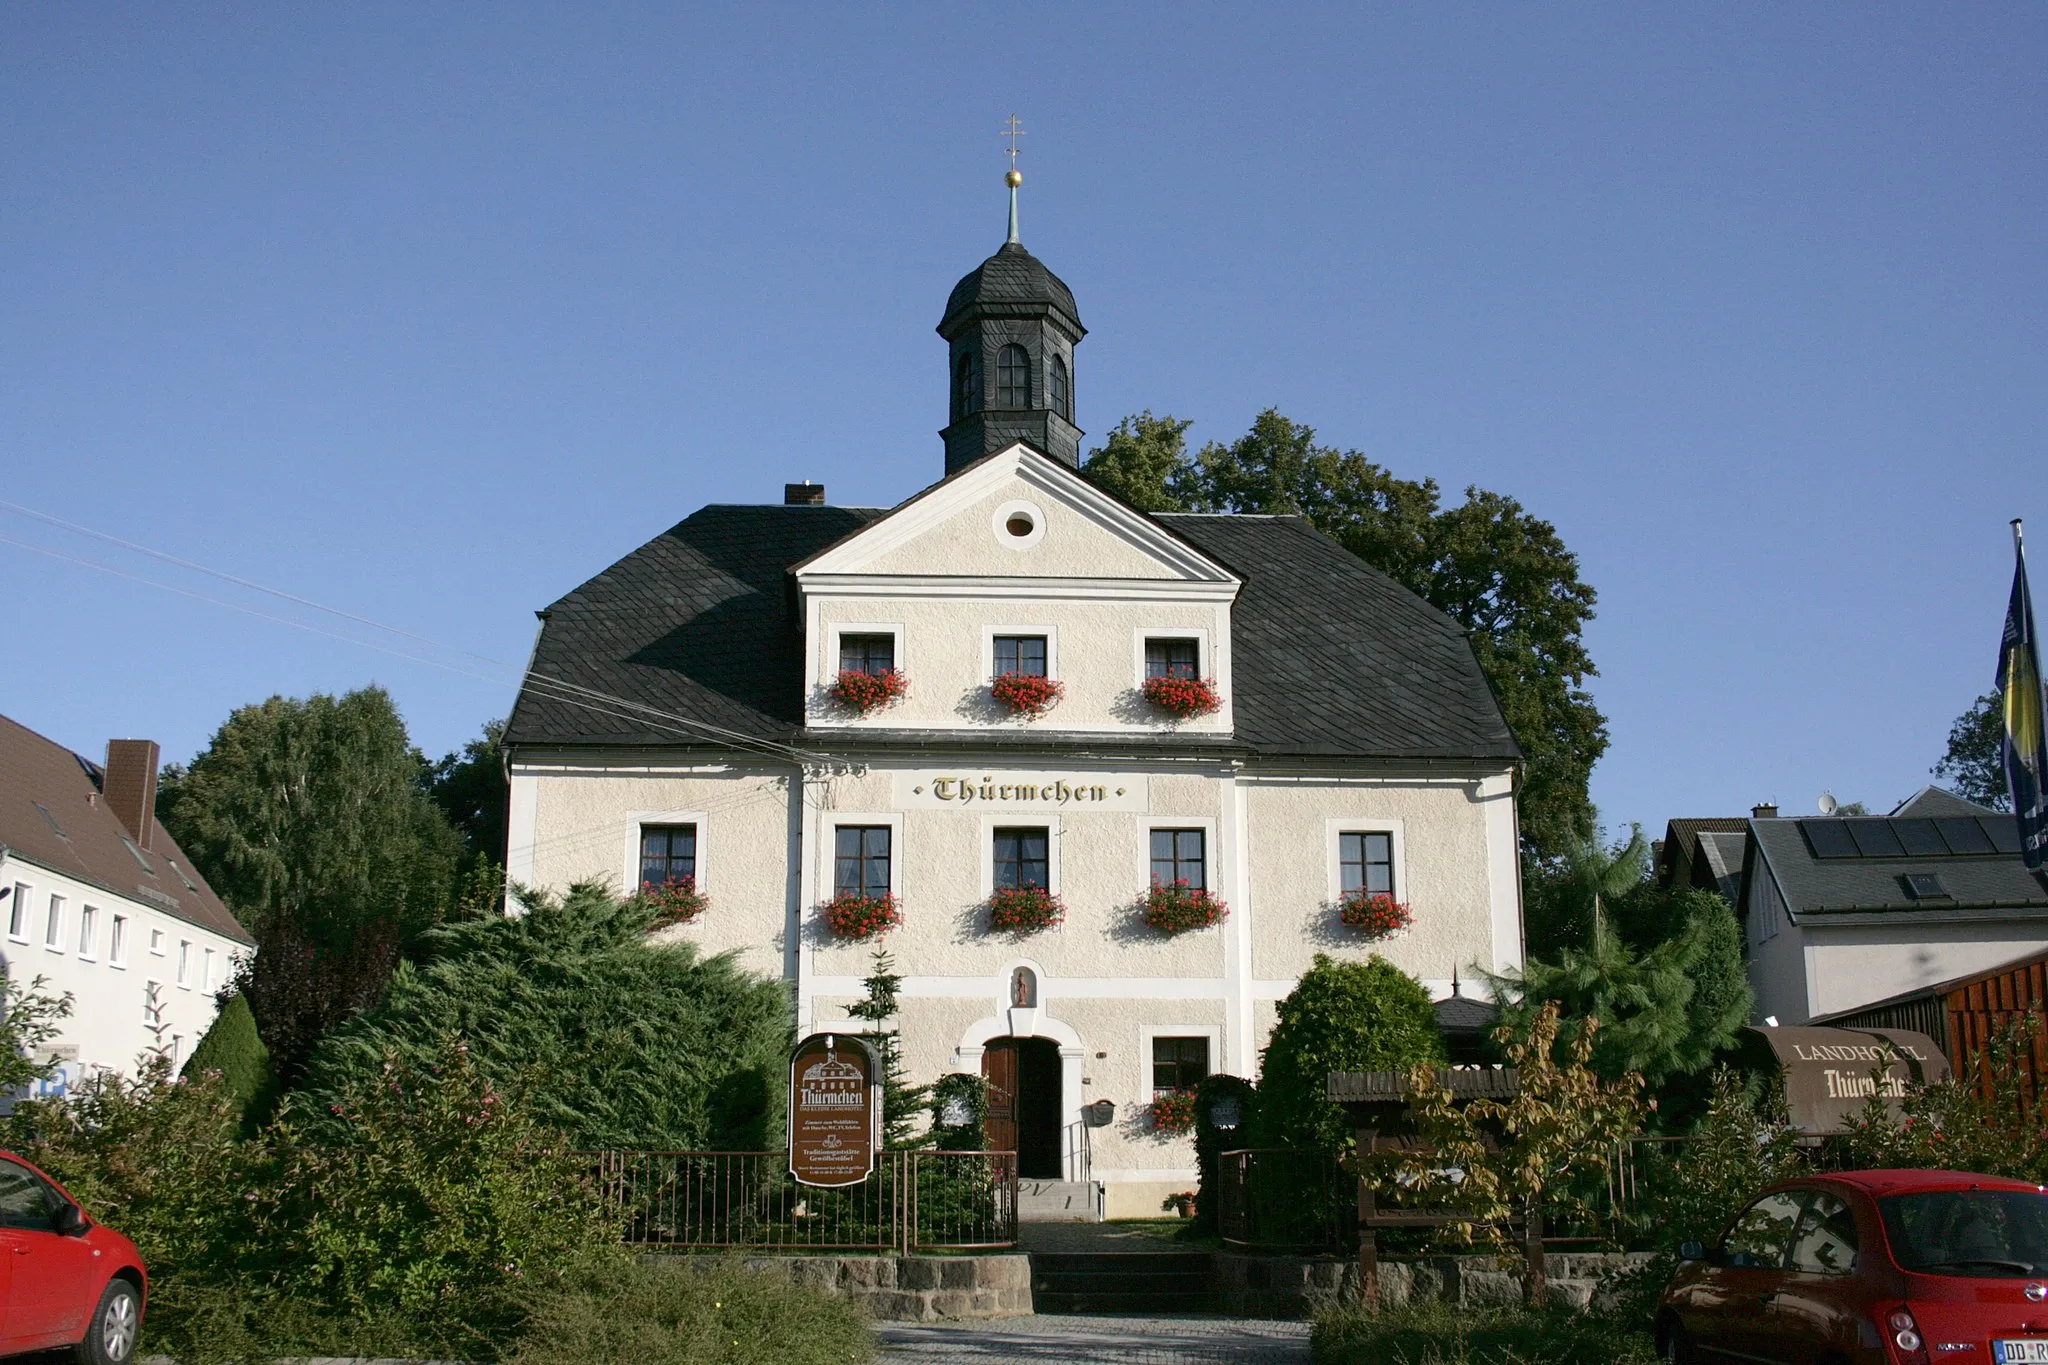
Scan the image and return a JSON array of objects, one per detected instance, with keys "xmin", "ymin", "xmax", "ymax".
[{"xmin": 2000, "ymin": 520, "xmax": 2048, "ymax": 870}]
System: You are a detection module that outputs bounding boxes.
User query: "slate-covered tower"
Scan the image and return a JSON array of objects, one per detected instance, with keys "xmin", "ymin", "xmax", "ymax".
[{"xmin": 938, "ymin": 171, "xmax": 1086, "ymax": 474}]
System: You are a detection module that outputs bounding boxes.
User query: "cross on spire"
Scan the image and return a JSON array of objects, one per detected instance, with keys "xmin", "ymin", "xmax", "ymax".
[
  {"xmin": 1002, "ymin": 114, "xmax": 1026, "ymax": 171},
  {"xmin": 1001, "ymin": 115, "xmax": 1026, "ymax": 244}
]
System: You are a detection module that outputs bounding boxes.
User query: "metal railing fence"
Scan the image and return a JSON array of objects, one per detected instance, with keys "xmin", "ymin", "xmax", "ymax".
[{"xmin": 584, "ymin": 1149, "xmax": 1018, "ymax": 1253}]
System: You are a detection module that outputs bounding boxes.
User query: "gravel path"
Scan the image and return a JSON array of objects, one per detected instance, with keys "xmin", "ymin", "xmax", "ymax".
[{"xmin": 875, "ymin": 1314, "xmax": 1312, "ymax": 1364}]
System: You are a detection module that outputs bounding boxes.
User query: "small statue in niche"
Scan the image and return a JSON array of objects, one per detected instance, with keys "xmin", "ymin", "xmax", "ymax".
[{"xmin": 1011, "ymin": 967, "xmax": 1036, "ymax": 1009}]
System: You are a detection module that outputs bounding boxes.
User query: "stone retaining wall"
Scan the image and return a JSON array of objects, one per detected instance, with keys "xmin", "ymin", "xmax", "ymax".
[
  {"xmin": 1215, "ymin": 1250, "xmax": 1656, "ymax": 1319},
  {"xmin": 731, "ymin": 1254, "xmax": 1032, "ymax": 1321}
]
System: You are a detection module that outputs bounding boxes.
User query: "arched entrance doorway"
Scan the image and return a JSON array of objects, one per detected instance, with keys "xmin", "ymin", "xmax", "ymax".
[{"xmin": 982, "ymin": 1036, "xmax": 1062, "ymax": 1178}]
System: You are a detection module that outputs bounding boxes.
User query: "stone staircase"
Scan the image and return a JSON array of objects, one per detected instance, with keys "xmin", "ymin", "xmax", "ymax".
[
  {"xmin": 1016, "ymin": 1178, "xmax": 1103, "ymax": 1222},
  {"xmin": 1029, "ymin": 1250, "xmax": 1220, "ymax": 1315}
]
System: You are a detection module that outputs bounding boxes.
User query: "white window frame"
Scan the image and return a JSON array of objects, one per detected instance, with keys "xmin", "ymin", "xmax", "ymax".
[
  {"xmin": 824, "ymin": 622, "xmax": 907, "ymax": 687},
  {"xmin": 44, "ymin": 894, "xmax": 64, "ymax": 951},
  {"xmin": 1132, "ymin": 627, "xmax": 1212, "ymax": 688},
  {"xmin": 1139, "ymin": 1023, "xmax": 1222, "ymax": 1099},
  {"xmin": 1140, "ymin": 817, "xmax": 1220, "ymax": 892},
  {"xmin": 981, "ymin": 625, "xmax": 1060, "ymax": 682},
  {"xmin": 980, "ymin": 815, "xmax": 1062, "ymax": 899},
  {"xmin": 202, "ymin": 947, "xmax": 216, "ymax": 991},
  {"xmin": 1325, "ymin": 818, "xmax": 1408, "ymax": 904},
  {"xmin": 820, "ymin": 812, "xmax": 905, "ymax": 903},
  {"xmin": 990, "ymin": 497, "xmax": 1049, "ymax": 551},
  {"xmin": 109, "ymin": 914, "xmax": 128, "ymax": 968},
  {"xmin": 9, "ymin": 884, "xmax": 31, "ymax": 942},
  {"xmin": 77, "ymin": 906, "xmax": 98, "ymax": 961},
  {"xmin": 149, "ymin": 927, "xmax": 166, "ymax": 956},
  {"xmin": 177, "ymin": 940, "xmax": 192, "ymax": 989},
  {"xmin": 625, "ymin": 811, "xmax": 710, "ymax": 897}
]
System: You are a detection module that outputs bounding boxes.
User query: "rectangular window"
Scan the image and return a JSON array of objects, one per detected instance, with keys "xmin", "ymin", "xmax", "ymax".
[
  {"xmin": 109, "ymin": 915, "xmax": 127, "ymax": 966},
  {"xmin": 1150, "ymin": 829, "xmax": 1206, "ymax": 889},
  {"xmin": 44, "ymin": 895, "xmax": 63, "ymax": 949},
  {"xmin": 9, "ymin": 885, "xmax": 29, "ymax": 941},
  {"xmin": 1340, "ymin": 832, "xmax": 1396, "ymax": 897},
  {"xmin": 1152, "ymin": 1036, "xmax": 1210, "ymax": 1096},
  {"xmin": 149, "ymin": 928, "xmax": 165, "ymax": 956},
  {"xmin": 993, "ymin": 827, "xmax": 1050, "ymax": 890},
  {"xmin": 838, "ymin": 634, "xmax": 895, "ymax": 676},
  {"xmin": 1145, "ymin": 637, "xmax": 1200, "ymax": 680},
  {"xmin": 177, "ymin": 941, "xmax": 192, "ymax": 987},
  {"xmin": 77, "ymin": 907, "xmax": 97, "ymax": 959},
  {"xmin": 834, "ymin": 826, "xmax": 892, "ymax": 899},
  {"xmin": 203, "ymin": 948, "xmax": 216, "ymax": 991},
  {"xmin": 993, "ymin": 635, "xmax": 1048, "ymax": 677},
  {"xmin": 639, "ymin": 824, "xmax": 698, "ymax": 889}
]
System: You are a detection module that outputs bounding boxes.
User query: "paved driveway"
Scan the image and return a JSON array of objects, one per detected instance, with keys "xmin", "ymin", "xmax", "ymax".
[{"xmin": 876, "ymin": 1314, "xmax": 1312, "ymax": 1364}]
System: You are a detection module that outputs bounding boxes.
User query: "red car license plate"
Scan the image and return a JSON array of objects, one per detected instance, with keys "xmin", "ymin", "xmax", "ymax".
[{"xmin": 1997, "ymin": 1342, "xmax": 2048, "ymax": 1364}]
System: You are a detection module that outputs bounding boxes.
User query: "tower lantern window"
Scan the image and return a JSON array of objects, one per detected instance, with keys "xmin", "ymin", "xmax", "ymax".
[
  {"xmin": 955, "ymin": 351, "xmax": 982, "ymax": 419},
  {"xmin": 1050, "ymin": 355, "xmax": 1071, "ymax": 420},
  {"xmin": 997, "ymin": 344, "xmax": 1031, "ymax": 408}
]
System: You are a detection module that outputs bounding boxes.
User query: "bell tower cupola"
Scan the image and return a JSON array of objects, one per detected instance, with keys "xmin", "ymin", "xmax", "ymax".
[{"xmin": 938, "ymin": 122, "xmax": 1086, "ymax": 475}]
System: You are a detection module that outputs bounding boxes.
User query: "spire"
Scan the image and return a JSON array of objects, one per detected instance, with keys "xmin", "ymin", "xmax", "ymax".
[{"xmin": 1002, "ymin": 114, "xmax": 1025, "ymax": 245}]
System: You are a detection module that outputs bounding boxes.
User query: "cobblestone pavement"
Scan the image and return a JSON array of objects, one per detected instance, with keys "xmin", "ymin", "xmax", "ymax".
[{"xmin": 876, "ymin": 1314, "xmax": 1312, "ymax": 1364}]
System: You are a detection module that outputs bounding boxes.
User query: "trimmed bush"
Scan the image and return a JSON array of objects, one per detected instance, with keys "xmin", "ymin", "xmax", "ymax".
[
  {"xmin": 1256, "ymin": 953, "xmax": 1444, "ymax": 1153},
  {"xmin": 181, "ymin": 993, "xmax": 276, "ymax": 1125}
]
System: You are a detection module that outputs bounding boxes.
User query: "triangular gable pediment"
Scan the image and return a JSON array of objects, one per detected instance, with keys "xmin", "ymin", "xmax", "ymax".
[{"xmin": 793, "ymin": 444, "xmax": 1239, "ymax": 586}]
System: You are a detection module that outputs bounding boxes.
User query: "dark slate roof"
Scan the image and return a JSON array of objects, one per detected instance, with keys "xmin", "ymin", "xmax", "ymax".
[
  {"xmin": 1750, "ymin": 815, "xmax": 2048, "ymax": 921},
  {"xmin": 0, "ymin": 714, "xmax": 252, "ymax": 946},
  {"xmin": 505, "ymin": 506, "xmax": 1518, "ymax": 764},
  {"xmin": 1657, "ymin": 817, "xmax": 1750, "ymax": 884},
  {"xmin": 1891, "ymin": 786, "xmax": 1995, "ymax": 819},
  {"xmin": 940, "ymin": 243, "xmax": 1082, "ymax": 333},
  {"xmin": 1434, "ymin": 992, "xmax": 1502, "ymax": 1036}
]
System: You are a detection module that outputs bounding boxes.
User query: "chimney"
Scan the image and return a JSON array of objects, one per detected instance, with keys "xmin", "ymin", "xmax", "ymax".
[
  {"xmin": 784, "ymin": 482, "xmax": 825, "ymax": 506},
  {"xmin": 1751, "ymin": 803, "xmax": 1779, "ymax": 820},
  {"xmin": 103, "ymin": 739, "xmax": 161, "ymax": 850}
]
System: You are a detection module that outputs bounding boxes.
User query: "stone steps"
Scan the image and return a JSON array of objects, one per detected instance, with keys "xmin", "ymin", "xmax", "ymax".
[
  {"xmin": 1030, "ymin": 1250, "xmax": 1219, "ymax": 1315},
  {"xmin": 1017, "ymin": 1179, "xmax": 1103, "ymax": 1223}
]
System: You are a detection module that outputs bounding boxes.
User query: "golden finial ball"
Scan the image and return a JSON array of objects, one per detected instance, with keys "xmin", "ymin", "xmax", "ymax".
[{"xmin": 1006, "ymin": 169, "xmax": 1023, "ymax": 188}]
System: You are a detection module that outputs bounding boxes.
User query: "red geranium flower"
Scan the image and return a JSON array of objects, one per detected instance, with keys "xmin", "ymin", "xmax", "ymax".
[
  {"xmin": 830, "ymin": 669, "xmax": 909, "ymax": 714},
  {"xmin": 822, "ymin": 891, "xmax": 902, "ymax": 940},
  {"xmin": 1338, "ymin": 891, "xmax": 1412, "ymax": 940},
  {"xmin": 633, "ymin": 875, "xmax": 710, "ymax": 927},
  {"xmin": 988, "ymin": 884, "xmax": 1066, "ymax": 933},
  {"xmin": 1150, "ymin": 1090, "xmax": 1198, "ymax": 1134},
  {"xmin": 990, "ymin": 672, "xmax": 1064, "ymax": 719},
  {"xmin": 1144, "ymin": 880, "xmax": 1228, "ymax": 934},
  {"xmin": 1142, "ymin": 675, "xmax": 1221, "ymax": 719}
]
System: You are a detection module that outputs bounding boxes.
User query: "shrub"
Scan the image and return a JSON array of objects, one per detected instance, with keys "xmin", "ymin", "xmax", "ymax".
[
  {"xmin": 633, "ymin": 875, "xmax": 710, "ymax": 927},
  {"xmin": 1836, "ymin": 1011, "xmax": 2048, "ymax": 1182},
  {"xmin": 1150, "ymin": 1090, "xmax": 1197, "ymax": 1134},
  {"xmin": 509, "ymin": 1251, "xmax": 875, "ymax": 1365},
  {"xmin": 990, "ymin": 672, "xmax": 1064, "ymax": 718},
  {"xmin": 294, "ymin": 881, "xmax": 792, "ymax": 1151},
  {"xmin": 987, "ymin": 885, "xmax": 1065, "ymax": 932},
  {"xmin": 930, "ymin": 1072, "xmax": 989, "ymax": 1151},
  {"xmin": 1338, "ymin": 891, "xmax": 1413, "ymax": 939},
  {"xmin": 829, "ymin": 669, "xmax": 908, "ymax": 713},
  {"xmin": 1256, "ymin": 954, "xmax": 1443, "ymax": 1153},
  {"xmin": 1191, "ymin": 1074, "xmax": 1262, "ymax": 1235},
  {"xmin": 1144, "ymin": 880, "xmax": 1228, "ymax": 933},
  {"xmin": 1141, "ymin": 674, "xmax": 1221, "ymax": 718},
  {"xmin": 822, "ymin": 891, "xmax": 902, "ymax": 940},
  {"xmin": 182, "ymin": 993, "xmax": 277, "ymax": 1126},
  {"xmin": 1313, "ymin": 1298, "xmax": 1658, "ymax": 1365}
]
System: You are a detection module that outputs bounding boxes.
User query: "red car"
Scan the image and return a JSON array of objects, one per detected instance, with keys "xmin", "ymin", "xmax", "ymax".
[
  {"xmin": 1658, "ymin": 1169, "xmax": 2048, "ymax": 1364},
  {"xmin": 0, "ymin": 1151, "xmax": 144, "ymax": 1364}
]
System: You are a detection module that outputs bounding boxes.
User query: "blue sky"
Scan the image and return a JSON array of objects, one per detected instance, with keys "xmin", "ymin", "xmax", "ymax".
[{"xmin": 4, "ymin": 5, "xmax": 2044, "ymax": 837}]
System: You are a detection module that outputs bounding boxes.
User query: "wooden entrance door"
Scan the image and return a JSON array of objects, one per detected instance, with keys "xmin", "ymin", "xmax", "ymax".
[{"xmin": 982, "ymin": 1038, "xmax": 1062, "ymax": 1179}]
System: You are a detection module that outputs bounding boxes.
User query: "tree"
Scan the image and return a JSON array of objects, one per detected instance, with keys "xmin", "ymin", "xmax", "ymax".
[
  {"xmin": 0, "ymin": 970, "xmax": 71, "ymax": 1096},
  {"xmin": 181, "ymin": 993, "xmax": 276, "ymax": 1127},
  {"xmin": 1521, "ymin": 822, "xmax": 1649, "ymax": 958},
  {"xmin": 430, "ymin": 718, "xmax": 509, "ymax": 869},
  {"xmin": 1933, "ymin": 692, "xmax": 2010, "ymax": 810},
  {"xmin": 158, "ymin": 687, "xmax": 465, "ymax": 1088},
  {"xmin": 1082, "ymin": 408, "xmax": 1606, "ymax": 858},
  {"xmin": 843, "ymin": 950, "xmax": 930, "ymax": 1150},
  {"xmin": 290, "ymin": 881, "xmax": 791, "ymax": 1151},
  {"xmin": 1256, "ymin": 954, "xmax": 1445, "ymax": 1153}
]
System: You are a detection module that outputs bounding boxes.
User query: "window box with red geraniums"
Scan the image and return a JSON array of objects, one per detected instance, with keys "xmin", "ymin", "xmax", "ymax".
[
  {"xmin": 989, "ymin": 672, "xmax": 1064, "ymax": 719},
  {"xmin": 822, "ymin": 891, "xmax": 902, "ymax": 940},
  {"xmin": 1144, "ymin": 881, "xmax": 1228, "ymax": 935},
  {"xmin": 830, "ymin": 669, "xmax": 909, "ymax": 714},
  {"xmin": 634, "ymin": 876, "xmax": 709, "ymax": 928},
  {"xmin": 988, "ymin": 885, "xmax": 1066, "ymax": 934},
  {"xmin": 1141, "ymin": 675, "xmax": 1220, "ymax": 719},
  {"xmin": 1150, "ymin": 1091, "xmax": 1197, "ymax": 1135},
  {"xmin": 1338, "ymin": 891, "xmax": 1413, "ymax": 940}
]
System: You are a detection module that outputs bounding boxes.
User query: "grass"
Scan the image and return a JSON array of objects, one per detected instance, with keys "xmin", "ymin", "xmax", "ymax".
[
  {"xmin": 1312, "ymin": 1297, "xmax": 1659, "ymax": 1365},
  {"xmin": 508, "ymin": 1252, "xmax": 876, "ymax": 1365}
]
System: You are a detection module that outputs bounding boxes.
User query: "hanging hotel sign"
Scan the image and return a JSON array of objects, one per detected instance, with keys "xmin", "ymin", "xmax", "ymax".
[
  {"xmin": 788, "ymin": 1033, "xmax": 882, "ymax": 1188},
  {"xmin": 891, "ymin": 770, "xmax": 1149, "ymax": 811}
]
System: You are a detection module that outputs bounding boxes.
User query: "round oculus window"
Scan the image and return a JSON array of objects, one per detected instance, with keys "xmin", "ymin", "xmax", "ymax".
[
  {"xmin": 991, "ymin": 499, "xmax": 1047, "ymax": 550},
  {"xmin": 1005, "ymin": 513, "xmax": 1035, "ymax": 537}
]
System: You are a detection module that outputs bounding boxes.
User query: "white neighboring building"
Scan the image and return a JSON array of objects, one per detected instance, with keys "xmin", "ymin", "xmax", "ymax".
[
  {"xmin": 0, "ymin": 714, "xmax": 254, "ymax": 1093},
  {"xmin": 501, "ymin": 218, "xmax": 1527, "ymax": 1217}
]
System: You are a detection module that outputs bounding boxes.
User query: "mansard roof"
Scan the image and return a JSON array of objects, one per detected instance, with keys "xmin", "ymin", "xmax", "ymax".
[
  {"xmin": 504, "ymin": 503, "xmax": 1518, "ymax": 764},
  {"xmin": 939, "ymin": 242, "xmax": 1083, "ymax": 338}
]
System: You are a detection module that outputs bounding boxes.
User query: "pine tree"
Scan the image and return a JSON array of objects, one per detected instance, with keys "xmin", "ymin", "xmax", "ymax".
[
  {"xmin": 842, "ymin": 951, "xmax": 929, "ymax": 1149},
  {"xmin": 180, "ymin": 993, "xmax": 276, "ymax": 1125}
]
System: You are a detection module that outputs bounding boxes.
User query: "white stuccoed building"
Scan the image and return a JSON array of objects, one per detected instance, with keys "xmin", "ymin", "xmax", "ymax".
[
  {"xmin": 0, "ymin": 714, "xmax": 253, "ymax": 1094},
  {"xmin": 503, "ymin": 212, "xmax": 1525, "ymax": 1216}
]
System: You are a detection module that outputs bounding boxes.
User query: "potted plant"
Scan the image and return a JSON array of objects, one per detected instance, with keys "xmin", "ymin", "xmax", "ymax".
[
  {"xmin": 990, "ymin": 672, "xmax": 1064, "ymax": 719},
  {"xmin": 1143, "ymin": 880, "xmax": 1228, "ymax": 934},
  {"xmin": 1150, "ymin": 1091, "xmax": 1197, "ymax": 1135},
  {"xmin": 830, "ymin": 668, "xmax": 909, "ymax": 714},
  {"xmin": 988, "ymin": 884, "xmax": 1066, "ymax": 933},
  {"xmin": 822, "ymin": 890, "xmax": 902, "ymax": 940},
  {"xmin": 633, "ymin": 875, "xmax": 709, "ymax": 928},
  {"xmin": 1338, "ymin": 890, "xmax": 1413, "ymax": 939},
  {"xmin": 1162, "ymin": 1190, "xmax": 1198, "ymax": 1218},
  {"xmin": 1141, "ymin": 674, "xmax": 1220, "ymax": 719}
]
